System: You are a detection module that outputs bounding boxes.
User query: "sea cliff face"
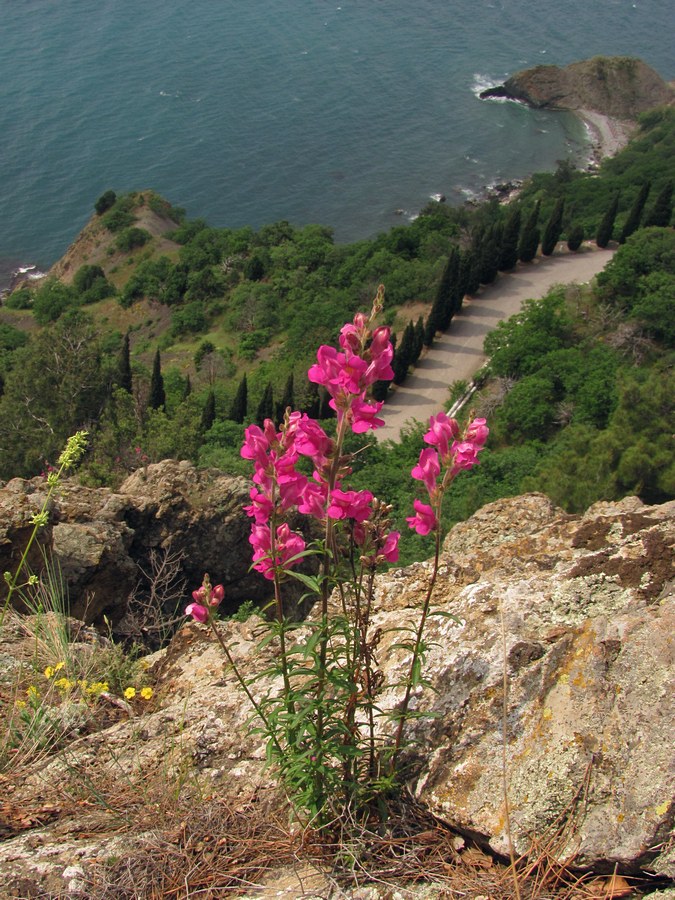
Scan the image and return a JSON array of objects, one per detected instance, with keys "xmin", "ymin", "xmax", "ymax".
[{"xmin": 481, "ymin": 56, "xmax": 674, "ymax": 120}]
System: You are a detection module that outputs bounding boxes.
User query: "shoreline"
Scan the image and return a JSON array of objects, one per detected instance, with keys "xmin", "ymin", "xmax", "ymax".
[{"xmin": 574, "ymin": 108, "xmax": 636, "ymax": 168}]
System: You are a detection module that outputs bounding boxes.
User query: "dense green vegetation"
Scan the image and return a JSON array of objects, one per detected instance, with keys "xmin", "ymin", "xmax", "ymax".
[{"xmin": 0, "ymin": 107, "xmax": 673, "ymax": 563}]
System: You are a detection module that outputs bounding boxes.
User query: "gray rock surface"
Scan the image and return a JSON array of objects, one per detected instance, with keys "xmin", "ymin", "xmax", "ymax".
[{"xmin": 0, "ymin": 492, "xmax": 673, "ymax": 895}]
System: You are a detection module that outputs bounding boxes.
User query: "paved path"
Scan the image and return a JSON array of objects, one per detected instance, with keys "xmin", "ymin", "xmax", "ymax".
[{"xmin": 376, "ymin": 246, "xmax": 615, "ymax": 442}]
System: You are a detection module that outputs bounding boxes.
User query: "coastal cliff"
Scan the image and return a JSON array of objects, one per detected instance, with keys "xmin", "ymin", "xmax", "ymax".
[{"xmin": 480, "ymin": 56, "xmax": 674, "ymax": 119}]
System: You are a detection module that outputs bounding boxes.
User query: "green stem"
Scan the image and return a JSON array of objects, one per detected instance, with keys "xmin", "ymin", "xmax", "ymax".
[
  {"xmin": 1, "ymin": 436, "xmax": 87, "ymax": 628},
  {"xmin": 208, "ymin": 619, "xmax": 282, "ymax": 757},
  {"xmin": 314, "ymin": 412, "xmax": 349, "ymax": 803},
  {"xmin": 390, "ymin": 511, "xmax": 442, "ymax": 772}
]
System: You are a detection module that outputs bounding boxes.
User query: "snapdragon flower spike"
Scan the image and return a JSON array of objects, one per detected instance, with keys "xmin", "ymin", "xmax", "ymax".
[
  {"xmin": 407, "ymin": 414, "xmax": 489, "ymax": 536},
  {"xmin": 307, "ymin": 305, "xmax": 394, "ymax": 435},
  {"xmin": 185, "ymin": 576, "xmax": 225, "ymax": 622}
]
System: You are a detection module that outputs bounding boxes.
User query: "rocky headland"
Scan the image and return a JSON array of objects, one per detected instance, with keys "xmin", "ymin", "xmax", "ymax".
[{"xmin": 480, "ymin": 56, "xmax": 675, "ymax": 163}]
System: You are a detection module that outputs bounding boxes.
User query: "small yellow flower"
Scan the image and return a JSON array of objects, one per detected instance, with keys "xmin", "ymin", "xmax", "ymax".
[
  {"xmin": 15, "ymin": 699, "xmax": 27, "ymax": 709},
  {"xmin": 54, "ymin": 661, "xmax": 66, "ymax": 673},
  {"xmin": 54, "ymin": 677, "xmax": 74, "ymax": 691},
  {"xmin": 123, "ymin": 687, "xmax": 136, "ymax": 700},
  {"xmin": 86, "ymin": 681, "xmax": 109, "ymax": 695},
  {"xmin": 26, "ymin": 685, "xmax": 40, "ymax": 701},
  {"xmin": 140, "ymin": 687, "xmax": 154, "ymax": 700},
  {"xmin": 44, "ymin": 666, "xmax": 55, "ymax": 679}
]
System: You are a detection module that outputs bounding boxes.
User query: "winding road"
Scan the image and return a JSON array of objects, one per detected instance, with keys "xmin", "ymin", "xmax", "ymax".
[{"xmin": 376, "ymin": 245, "xmax": 615, "ymax": 442}]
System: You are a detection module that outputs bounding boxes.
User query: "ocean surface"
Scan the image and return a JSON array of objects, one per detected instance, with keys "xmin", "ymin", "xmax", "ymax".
[{"xmin": 1, "ymin": 0, "xmax": 673, "ymax": 288}]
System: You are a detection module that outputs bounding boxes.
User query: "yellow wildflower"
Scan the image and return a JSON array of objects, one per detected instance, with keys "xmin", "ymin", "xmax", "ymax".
[
  {"xmin": 123, "ymin": 687, "xmax": 136, "ymax": 700},
  {"xmin": 44, "ymin": 666, "xmax": 55, "ymax": 679},
  {"xmin": 140, "ymin": 687, "xmax": 154, "ymax": 700},
  {"xmin": 15, "ymin": 699, "xmax": 27, "ymax": 709},
  {"xmin": 54, "ymin": 677, "xmax": 75, "ymax": 691},
  {"xmin": 26, "ymin": 685, "xmax": 40, "ymax": 701},
  {"xmin": 54, "ymin": 661, "xmax": 66, "ymax": 672}
]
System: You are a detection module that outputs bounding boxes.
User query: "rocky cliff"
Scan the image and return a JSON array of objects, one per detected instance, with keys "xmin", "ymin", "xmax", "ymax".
[
  {"xmin": 481, "ymin": 56, "xmax": 674, "ymax": 119},
  {"xmin": 1, "ymin": 490, "xmax": 673, "ymax": 896}
]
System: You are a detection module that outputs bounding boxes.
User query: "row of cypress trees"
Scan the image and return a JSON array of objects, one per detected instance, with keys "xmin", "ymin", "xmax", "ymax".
[
  {"xmin": 597, "ymin": 180, "xmax": 672, "ymax": 248},
  {"xmin": 116, "ymin": 179, "xmax": 672, "ymax": 428}
]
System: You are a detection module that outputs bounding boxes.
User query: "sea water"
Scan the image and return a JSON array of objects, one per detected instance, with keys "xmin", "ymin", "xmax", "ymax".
[{"xmin": 1, "ymin": 0, "xmax": 673, "ymax": 287}]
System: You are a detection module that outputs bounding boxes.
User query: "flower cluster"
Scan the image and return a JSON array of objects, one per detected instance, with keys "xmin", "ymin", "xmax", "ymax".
[
  {"xmin": 407, "ymin": 412, "xmax": 489, "ymax": 535},
  {"xmin": 185, "ymin": 576, "xmax": 225, "ymax": 623},
  {"xmin": 238, "ymin": 299, "xmax": 399, "ymax": 581}
]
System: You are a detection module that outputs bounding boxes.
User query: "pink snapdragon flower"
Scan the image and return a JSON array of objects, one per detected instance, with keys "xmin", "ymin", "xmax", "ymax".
[
  {"xmin": 349, "ymin": 398, "xmax": 386, "ymax": 433},
  {"xmin": 411, "ymin": 447, "xmax": 441, "ymax": 495},
  {"xmin": 464, "ymin": 417, "xmax": 489, "ymax": 448},
  {"xmin": 185, "ymin": 602, "xmax": 209, "ymax": 623},
  {"xmin": 380, "ymin": 530, "xmax": 401, "ymax": 562},
  {"xmin": 406, "ymin": 499, "xmax": 438, "ymax": 536},
  {"xmin": 423, "ymin": 412, "xmax": 460, "ymax": 461},
  {"xmin": 327, "ymin": 488, "xmax": 374, "ymax": 522},
  {"xmin": 294, "ymin": 415, "xmax": 334, "ymax": 466}
]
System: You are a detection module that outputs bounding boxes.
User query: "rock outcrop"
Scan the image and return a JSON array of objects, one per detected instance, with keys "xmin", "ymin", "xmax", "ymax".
[
  {"xmin": 480, "ymin": 56, "xmax": 674, "ymax": 120},
  {"xmin": 1, "ymin": 492, "xmax": 673, "ymax": 895},
  {"xmin": 0, "ymin": 460, "xmax": 259, "ymax": 622}
]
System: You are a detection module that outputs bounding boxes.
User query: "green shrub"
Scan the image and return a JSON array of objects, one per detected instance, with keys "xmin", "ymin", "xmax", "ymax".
[
  {"xmin": 102, "ymin": 206, "xmax": 135, "ymax": 233},
  {"xmin": 94, "ymin": 190, "xmax": 117, "ymax": 215},
  {"xmin": 5, "ymin": 287, "xmax": 33, "ymax": 309},
  {"xmin": 115, "ymin": 228, "xmax": 151, "ymax": 253}
]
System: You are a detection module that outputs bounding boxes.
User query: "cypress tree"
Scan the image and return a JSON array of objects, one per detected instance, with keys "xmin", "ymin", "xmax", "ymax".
[
  {"xmin": 392, "ymin": 322, "xmax": 415, "ymax": 385},
  {"xmin": 643, "ymin": 181, "xmax": 673, "ymax": 228},
  {"xmin": 200, "ymin": 390, "xmax": 216, "ymax": 433},
  {"xmin": 229, "ymin": 374, "xmax": 248, "ymax": 423},
  {"xmin": 499, "ymin": 206, "xmax": 521, "ymax": 271},
  {"xmin": 276, "ymin": 372, "xmax": 295, "ymax": 422},
  {"xmin": 518, "ymin": 201, "xmax": 541, "ymax": 263},
  {"xmin": 255, "ymin": 382, "xmax": 274, "ymax": 425},
  {"xmin": 620, "ymin": 182, "xmax": 650, "ymax": 243},
  {"xmin": 518, "ymin": 226, "xmax": 540, "ymax": 263},
  {"xmin": 148, "ymin": 350, "xmax": 166, "ymax": 410},
  {"xmin": 117, "ymin": 332, "xmax": 133, "ymax": 393},
  {"xmin": 304, "ymin": 381, "xmax": 321, "ymax": 419},
  {"xmin": 435, "ymin": 249, "xmax": 459, "ymax": 332},
  {"xmin": 479, "ymin": 223, "xmax": 502, "ymax": 284},
  {"xmin": 596, "ymin": 194, "xmax": 619, "ymax": 248},
  {"xmin": 459, "ymin": 247, "xmax": 481, "ymax": 296},
  {"xmin": 412, "ymin": 316, "xmax": 425, "ymax": 364},
  {"xmin": 456, "ymin": 251, "xmax": 472, "ymax": 306},
  {"xmin": 566, "ymin": 225, "xmax": 585, "ymax": 252},
  {"xmin": 541, "ymin": 198, "xmax": 565, "ymax": 256}
]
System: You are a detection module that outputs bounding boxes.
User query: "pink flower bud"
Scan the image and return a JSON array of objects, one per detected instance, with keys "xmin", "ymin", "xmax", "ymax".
[{"xmin": 210, "ymin": 584, "xmax": 225, "ymax": 605}]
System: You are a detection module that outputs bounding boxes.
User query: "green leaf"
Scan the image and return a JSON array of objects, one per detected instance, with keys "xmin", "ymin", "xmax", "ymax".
[
  {"xmin": 428, "ymin": 609, "xmax": 464, "ymax": 625},
  {"xmin": 286, "ymin": 570, "xmax": 322, "ymax": 593}
]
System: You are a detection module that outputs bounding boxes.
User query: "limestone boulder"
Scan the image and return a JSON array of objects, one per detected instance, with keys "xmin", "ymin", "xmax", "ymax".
[{"xmin": 369, "ymin": 494, "xmax": 674, "ymax": 872}]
